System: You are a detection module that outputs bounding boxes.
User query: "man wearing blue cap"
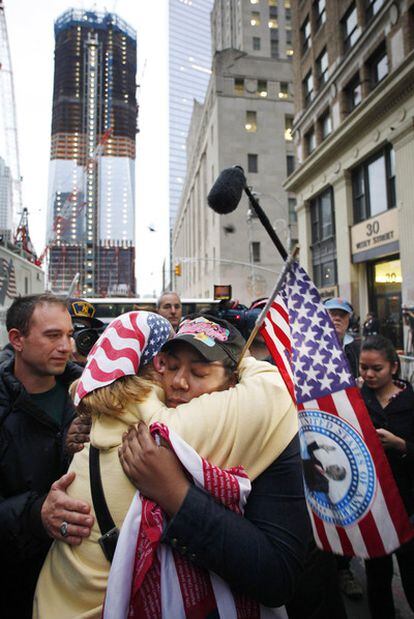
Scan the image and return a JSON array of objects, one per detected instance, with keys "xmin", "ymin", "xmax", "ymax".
[
  {"xmin": 324, "ymin": 297, "xmax": 363, "ymax": 601},
  {"xmin": 324, "ymin": 297, "xmax": 360, "ymax": 379}
]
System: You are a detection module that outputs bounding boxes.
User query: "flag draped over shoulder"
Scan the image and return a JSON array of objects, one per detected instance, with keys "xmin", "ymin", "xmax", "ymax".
[
  {"xmin": 104, "ymin": 423, "xmax": 286, "ymax": 619},
  {"xmin": 260, "ymin": 261, "xmax": 414, "ymax": 559}
]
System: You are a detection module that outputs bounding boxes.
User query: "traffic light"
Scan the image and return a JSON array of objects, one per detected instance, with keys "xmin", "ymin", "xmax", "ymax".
[{"xmin": 174, "ymin": 263, "xmax": 182, "ymax": 276}]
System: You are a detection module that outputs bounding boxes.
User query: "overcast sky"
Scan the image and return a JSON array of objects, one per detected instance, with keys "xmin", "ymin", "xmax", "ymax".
[{"xmin": 5, "ymin": 0, "xmax": 169, "ymax": 297}]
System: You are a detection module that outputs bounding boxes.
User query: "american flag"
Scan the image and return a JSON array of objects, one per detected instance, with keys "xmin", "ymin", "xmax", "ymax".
[
  {"xmin": 0, "ymin": 257, "xmax": 17, "ymax": 305},
  {"xmin": 74, "ymin": 311, "xmax": 171, "ymax": 405},
  {"xmin": 260, "ymin": 261, "xmax": 414, "ymax": 558}
]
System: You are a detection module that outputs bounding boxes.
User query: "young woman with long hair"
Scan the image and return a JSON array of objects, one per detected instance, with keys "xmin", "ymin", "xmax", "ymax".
[{"xmin": 359, "ymin": 335, "xmax": 414, "ymax": 618}]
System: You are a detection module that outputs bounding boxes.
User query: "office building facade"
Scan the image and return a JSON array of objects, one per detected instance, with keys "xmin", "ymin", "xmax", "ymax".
[
  {"xmin": 48, "ymin": 9, "xmax": 137, "ymax": 296},
  {"xmin": 168, "ymin": 0, "xmax": 214, "ymax": 229},
  {"xmin": 285, "ymin": 0, "xmax": 414, "ymax": 349},
  {"xmin": 172, "ymin": 0, "xmax": 295, "ymax": 302}
]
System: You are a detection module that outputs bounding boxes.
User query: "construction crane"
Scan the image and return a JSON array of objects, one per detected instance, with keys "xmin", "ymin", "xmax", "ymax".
[
  {"xmin": 13, "ymin": 207, "xmax": 37, "ymax": 259},
  {"xmin": 0, "ymin": 0, "xmax": 23, "ymax": 229}
]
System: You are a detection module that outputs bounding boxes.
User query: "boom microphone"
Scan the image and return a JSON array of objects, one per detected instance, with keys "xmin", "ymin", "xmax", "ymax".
[{"xmin": 207, "ymin": 166, "xmax": 246, "ymax": 214}]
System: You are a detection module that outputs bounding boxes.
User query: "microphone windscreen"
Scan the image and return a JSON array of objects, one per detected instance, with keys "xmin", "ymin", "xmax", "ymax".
[{"xmin": 207, "ymin": 167, "xmax": 246, "ymax": 214}]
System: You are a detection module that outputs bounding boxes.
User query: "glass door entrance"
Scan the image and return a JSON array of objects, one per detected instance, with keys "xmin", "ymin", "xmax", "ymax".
[{"xmin": 368, "ymin": 257, "xmax": 402, "ymax": 349}]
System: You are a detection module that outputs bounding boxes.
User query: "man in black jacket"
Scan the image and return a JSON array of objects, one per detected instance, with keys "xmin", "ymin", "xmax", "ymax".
[{"xmin": 0, "ymin": 294, "xmax": 92, "ymax": 618}]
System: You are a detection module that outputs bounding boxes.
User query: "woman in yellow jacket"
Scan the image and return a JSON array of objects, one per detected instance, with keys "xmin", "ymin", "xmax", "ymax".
[{"xmin": 33, "ymin": 312, "xmax": 298, "ymax": 618}]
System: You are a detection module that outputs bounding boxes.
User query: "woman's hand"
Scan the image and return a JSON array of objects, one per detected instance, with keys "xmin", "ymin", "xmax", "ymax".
[
  {"xmin": 376, "ymin": 428, "xmax": 406, "ymax": 453},
  {"xmin": 119, "ymin": 423, "xmax": 190, "ymax": 516}
]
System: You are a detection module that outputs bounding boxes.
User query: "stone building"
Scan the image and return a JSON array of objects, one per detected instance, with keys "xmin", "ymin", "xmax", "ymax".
[
  {"xmin": 285, "ymin": 0, "xmax": 414, "ymax": 349},
  {"xmin": 172, "ymin": 0, "xmax": 296, "ymax": 303}
]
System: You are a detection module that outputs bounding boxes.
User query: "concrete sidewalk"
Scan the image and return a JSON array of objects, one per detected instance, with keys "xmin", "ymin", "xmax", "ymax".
[{"xmin": 342, "ymin": 558, "xmax": 412, "ymax": 618}]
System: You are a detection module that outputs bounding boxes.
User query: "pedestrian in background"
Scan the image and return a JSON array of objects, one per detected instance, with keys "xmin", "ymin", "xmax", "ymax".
[
  {"xmin": 359, "ymin": 335, "xmax": 414, "ymax": 618},
  {"xmin": 156, "ymin": 290, "xmax": 182, "ymax": 331},
  {"xmin": 363, "ymin": 312, "xmax": 380, "ymax": 338}
]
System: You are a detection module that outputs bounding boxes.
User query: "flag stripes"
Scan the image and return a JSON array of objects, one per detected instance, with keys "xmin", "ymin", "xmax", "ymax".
[{"xmin": 260, "ymin": 260, "xmax": 413, "ymax": 558}]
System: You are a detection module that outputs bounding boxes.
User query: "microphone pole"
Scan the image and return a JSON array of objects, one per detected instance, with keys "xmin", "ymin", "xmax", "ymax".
[{"xmin": 244, "ymin": 184, "xmax": 288, "ymax": 261}]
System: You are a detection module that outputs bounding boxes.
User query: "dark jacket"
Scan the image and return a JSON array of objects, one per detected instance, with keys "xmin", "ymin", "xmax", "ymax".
[
  {"xmin": 344, "ymin": 337, "xmax": 360, "ymax": 379},
  {"xmin": 162, "ymin": 435, "xmax": 310, "ymax": 608},
  {"xmin": 0, "ymin": 358, "xmax": 82, "ymax": 619},
  {"xmin": 361, "ymin": 380, "xmax": 414, "ymax": 515}
]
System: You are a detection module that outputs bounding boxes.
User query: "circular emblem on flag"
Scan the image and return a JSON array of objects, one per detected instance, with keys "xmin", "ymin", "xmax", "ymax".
[{"xmin": 299, "ymin": 410, "xmax": 376, "ymax": 527}]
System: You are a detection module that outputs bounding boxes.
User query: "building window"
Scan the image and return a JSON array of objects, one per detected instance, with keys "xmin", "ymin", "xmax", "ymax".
[
  {"xmin": 288, "ymin": 197, "xmax": 297, "ymax": 223},
  {"xmin": 367, "ymin": 42, "xmax": 388, "ymax": 87},
  {"xmin": 342, "ymin": 4, "xmax": 360, "ymax": 52},
  {"xmin": 286, "ymin": 154, "xmax": 295, "ymax": 176},
  {"xmin": 314, "ymin": 260, "xmax": 337, "ymax": 288},
  {"xmin": 271, "ymin": 38, "xmax": 279, "ymax": 58},
  {"xmin": 303, "ymin": 71, "xmax": 314, "ymax": 106},
  {"xmin": 286, "ymin": 29, "xmax": 292, "ymax": 45},
  {"xmin": 366, "ymin": 0, "xmax": 385, "ymax": 22},
  {"xmin": 279, "ymin": 81, "xmax": 289, "ymax": 98},
  {"xmin": 310, "ymin": 187, "xmax": 337, "ymax": 288},
  {"xmin": 234, "ymin": 78, "xmax": 244, "ymax": 95},
  {"xmin": 316, "ymin": 48, "xmax": 329, "ymax": 87},
  {"xmin": 301, "ymin": 16, "xmax": 311, "ymax": 54},
  {"xmin": 251, "ymin": 241, "xmax": 261, "ymax": 262},
  {"xmin": 251, "ymin": 11, "xmax": 261, "ymax": 26},
  {"xmin": 253, "ymin": 36, "xmax": 261, "ymax": 50},
  {"xmin": 251, "ymin": 0, "xmax": 260, "ymax": 3},
  {"xmin": 320, "ymin": 110, "xmax": 332, "ymax": 139},
  {"xmin": 269, "ymin": 0, "xmax": 278, "ymax": 5},
  {"xmin": 305, "ymin": 127, "xmax": 316, "ymax": 154},
  {"xmin": 344, "ymin": 72, "xmax": 362, "ymax": 112},
  {"xmin": 352, "ymin": 145, "xmax": 396, "ymax": 223},
  {"xmin": 257, "ymin": 79, "xmax": 268, "ymax": 97},
  {"xmin": 314, "ymin": 0, "xmax": 326, "ymax": 30},
  {"xmin": 285, "ymin": 115, "xmax": 293, "ymax": 141},
  {"xmin": 245, "ymin": 110, "xmax": 257, "ymax": 132},
  {"xmin": 269, "ymin": 18, "xmax": 278, "ymax": 28},
  {"xmin": 248, "ymin": 153, "xmax": 258, "ymax": 173}
]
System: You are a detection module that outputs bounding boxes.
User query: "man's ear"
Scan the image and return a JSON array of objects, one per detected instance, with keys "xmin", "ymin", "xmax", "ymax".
[
  {"xmin": 153, "ymin": 352, "xmax": 167, "ymax": 374},
  {"xmin": 8, "ymin": 328, "xmax": 24, "ymax": 352}
]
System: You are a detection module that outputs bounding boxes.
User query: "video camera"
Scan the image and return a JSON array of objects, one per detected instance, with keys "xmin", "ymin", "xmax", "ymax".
[
  {"xmin": 210, "ymin": 285, "xmax": 261, "ymax": 339},
  {"xmin": 72, "ymin": 325, "xmax": 104, "ymax": 357},
  {"xmin": 67, "ymin": 298, "xmax": 105, "ymax": 358}
]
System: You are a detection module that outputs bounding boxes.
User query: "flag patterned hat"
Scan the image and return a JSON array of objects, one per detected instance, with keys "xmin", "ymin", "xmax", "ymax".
[{"xmin": 74, "ymin": 311, "xmax": 172, "ymax": 405}]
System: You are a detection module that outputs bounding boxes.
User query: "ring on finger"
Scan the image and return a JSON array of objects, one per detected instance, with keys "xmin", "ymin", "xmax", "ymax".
[{"xmin": 60, "ymin": 521, "xmax": 69, "ymax": 537}]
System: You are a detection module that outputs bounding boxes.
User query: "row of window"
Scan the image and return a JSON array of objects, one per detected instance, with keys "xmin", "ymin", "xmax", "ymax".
[
  {"xmin": 301, "ymin": 0, "xmax": 326, "ymax": 55},
  {"xmin": 246, "ymin": 150, "xmax": 295, "ymax": 176},
  {"xmin": 344, "ymin": 41, "xmax": 388, "ymax": 113},
  {"xmin": 252, "ymin": 34, "xmax": 292, "ymax": 58},
  {"xmin": 234, "ymin": 78, "xmax": 291, "ymax": 99},
  {"xmin": 301, "ymin": 0, "xmax": 384, "ymax": 59},
  {"xmin": 311, "ymin": 144, "xmax": 395, "ymax": 287},
  {"xmin": 303, "ymin": 45, "xmax": 328, "ymax": 105},
  {"xmin": 303, "ymin": 39, "xmax": 389, "ymax": 155}
]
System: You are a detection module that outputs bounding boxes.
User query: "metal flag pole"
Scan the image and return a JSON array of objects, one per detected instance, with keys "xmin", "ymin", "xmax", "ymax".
[{"xmin": 236, "ymin": 245, "xmax": 299, "ymax": 369}]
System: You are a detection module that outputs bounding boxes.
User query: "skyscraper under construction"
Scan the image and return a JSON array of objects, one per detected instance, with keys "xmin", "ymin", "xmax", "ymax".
[{"xmin": 47, "ymin": 9, "xmax": 137, "ymax": 296}]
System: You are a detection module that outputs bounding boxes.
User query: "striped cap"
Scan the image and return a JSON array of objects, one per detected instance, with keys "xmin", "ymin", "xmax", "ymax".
[{"xmin": 74, "ymin": 311, "xmax": 172, "ymax": 405}]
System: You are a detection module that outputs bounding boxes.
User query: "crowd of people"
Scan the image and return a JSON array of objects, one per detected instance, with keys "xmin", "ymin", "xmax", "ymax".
[{"xmin": 0, "ymin": 290, "xmax": 412, "ymax": 618}]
